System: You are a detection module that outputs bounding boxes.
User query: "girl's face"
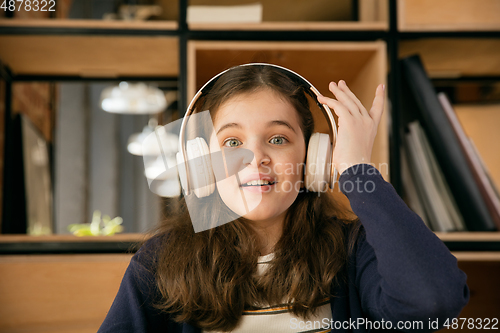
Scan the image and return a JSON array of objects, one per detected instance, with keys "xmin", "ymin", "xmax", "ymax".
[{"xmin": 209, "ymin": 88, "xmax": 306, "ymax": 224}]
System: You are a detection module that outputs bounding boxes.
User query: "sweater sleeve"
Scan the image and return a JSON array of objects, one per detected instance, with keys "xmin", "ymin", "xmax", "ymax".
[
  {"xmin": 339, "ymin": 164, "xmax": 469, "ymax": 332},
  {"xmin": 97, "ymin": 237, "xmax": 175, "ymax": 333}
]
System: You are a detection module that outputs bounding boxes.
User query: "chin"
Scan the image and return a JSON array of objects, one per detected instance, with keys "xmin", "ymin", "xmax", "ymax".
[
  {"xmin": 241, "ymin": 197, "xmax": 296, "ymax": 223},
  {"xmin": 241, "ymin": 208, "xmax": 282, "ymax": 222}
]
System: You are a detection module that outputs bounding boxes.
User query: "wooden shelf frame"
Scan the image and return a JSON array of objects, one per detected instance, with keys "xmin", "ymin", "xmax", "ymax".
[
  {"xmin": 0, "ymin": 0, "xmax": 499, "ymax": 254},
  {"xmin": 436, "ymin": 232, "xmax": 500, "ymax": 242},
  {"xmin": 453, "ymin": 252, "xmax": 500, "ymax": 261},
  {"xmin": 0, "ymin": 233, "xmax": 146, "ymax": 255},
  {"xmin": 189, "ymin": 21, "xmax": 388, "ymax": 31},
  {"xmin": 0, "ymin": 1, "xmax": 498, "ymax": 326},
  {"xmin": 0, "ymin": 18, "xmax": 179, "ymax": 30},
  {"xmin": 0, "ymin": 233, "xmax": 145, "ymax": 243},
  {"xmin": 2, "ymin": 231, "xmax": 500, "ymax": 254}
]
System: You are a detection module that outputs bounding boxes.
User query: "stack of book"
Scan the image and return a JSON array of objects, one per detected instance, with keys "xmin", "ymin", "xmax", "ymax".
[{"xmin": 400, "ymin": 55, "xmax": 500, "ymax": 232}]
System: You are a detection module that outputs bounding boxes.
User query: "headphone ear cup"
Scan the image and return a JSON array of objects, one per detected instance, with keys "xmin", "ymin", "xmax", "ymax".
[
  {"xmin": 176, "ymin": 150, "xmax": 188, "ymax": 195},
  {"xmin": 305, "ymin": 132, "xmax": 331, "ymax": 192},
  {"xmin": 185, "ymin": 137, "xmax": 216, "ymax": 198}
]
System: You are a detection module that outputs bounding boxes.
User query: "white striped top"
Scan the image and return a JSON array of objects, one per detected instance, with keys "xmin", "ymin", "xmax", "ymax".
[{"xmin": 203, "ymin": 253, "xmax": 333, "ymax": 333}]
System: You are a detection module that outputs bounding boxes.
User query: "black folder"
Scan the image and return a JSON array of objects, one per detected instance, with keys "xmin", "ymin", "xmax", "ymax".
[{"xmin": 401, "ymin": 55, "xmax": 496, "ymax": 231}]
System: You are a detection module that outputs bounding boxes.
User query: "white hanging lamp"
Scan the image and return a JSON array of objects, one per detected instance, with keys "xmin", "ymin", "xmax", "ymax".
[{"xmin": 100, "ymin": 82, "xmax": 167, "ymax": 114}]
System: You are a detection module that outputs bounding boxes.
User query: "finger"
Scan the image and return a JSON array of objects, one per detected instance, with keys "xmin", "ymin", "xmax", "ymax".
[
  {"xmin": 327, "ymin": 81, "xmax": 362, "ymax": 118},
  {"xmin": 317, "ymin": 94, "xmax": 353, "ymax": 119},
  {"xmin": 369, "ymin": 84, "xmax": 385, "ymax": 125},
  {"xmin": 338, "ymin": 80, "xmax": 370, "ymax": 118}
]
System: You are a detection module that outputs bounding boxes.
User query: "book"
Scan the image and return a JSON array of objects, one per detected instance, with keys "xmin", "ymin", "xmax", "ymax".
[
  {"xmin": 438, "ymin": 93, "xmax": 500, "ymax": 230},
  {"xmin": 187, "ymin": 3, "xmax": 263, "ymax": 24},
  {"xmin": 1, "ymin": 114, "xmax": 53, "ymax": 235},
  {"xmin": 404, "ymin": 121, "xmax": 464, "ymax": 232},
  {"xmin": 400, "ymin": 145, "xmax": 430, "ymax": 229},
  {"xmin": 401, "ymin": 55, "xmax": 496, "ymax": 231},
  {"xmin": 1, "ymin": 113, "xmax": 27, "ymax": 234},
  {"xmin": 469, "ymin": 139, "xmax": 500, "ymax": 202},
  {"xmin": 415, "ymin": 121, "xmax": 466, "ymax": 231},
  {"xmin": 21, "ymin": 115, "xmax": 53, "ymax": 235}
]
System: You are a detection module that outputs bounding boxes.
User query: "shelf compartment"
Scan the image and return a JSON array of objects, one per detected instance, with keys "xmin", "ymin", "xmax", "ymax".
[
  {"xmin": 454, "ymin": 104, "xmax": 500, "ymax": 193},
  {"xmin": 0, "ymin": 253, "xmax": 133, "ymax": 333},
  {"xmin": 188, "ymin": 40, "xmax": 388, "ymax": 182},
  {"xmin": 399, "ymin": 38, "xmax": 500, "ymax": 78},
  {"xmin": 397, "ymin": 0, "xmax": 500, "ymax": 32},
  {"xmin": 0, "ymin": 35, "xmax": 179, "ymax": 78},
  {"xmin": 187, "ymin": 0, "xmax": 387, "ymax": 31},
  {"xmin": 455, "ymin": 260, "xmax": 500, "ymax": 322}
]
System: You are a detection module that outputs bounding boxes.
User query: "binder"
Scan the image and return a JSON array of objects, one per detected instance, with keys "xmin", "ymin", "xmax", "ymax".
[
  {"xmin": 438, "ymin": 93, "xmax": 500, "ymax": 230},
  {"xmin": 401, "ymin": 55, "xmax": 496, "ymax": 231}
]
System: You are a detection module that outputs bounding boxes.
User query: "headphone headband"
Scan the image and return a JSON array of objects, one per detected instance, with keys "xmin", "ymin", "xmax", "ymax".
[{"xmin": 178, "ymin": 63, "xmax": 338, "ymax": 195}]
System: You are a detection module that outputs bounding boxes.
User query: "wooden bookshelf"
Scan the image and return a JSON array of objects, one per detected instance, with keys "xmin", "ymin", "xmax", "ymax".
[
  {"xmin": 397, "ymin": 2, "xmax": 500, "ymax": 319},
  {"xmin": 0, "ymin": 1, "xmax": 497, "ymax": 250},
  {"xmin": 399, "ymin": 39, "xmax": 500, "ymax": 235},
  {"xmin": 0, "ymin": 0, "xmax": 499, "ymax": 325}
]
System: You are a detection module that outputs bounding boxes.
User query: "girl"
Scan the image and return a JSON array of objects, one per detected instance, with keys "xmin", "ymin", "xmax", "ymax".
[{"xmin": 98, "ymin": 64, "xmax": 469, "ymax": 333}]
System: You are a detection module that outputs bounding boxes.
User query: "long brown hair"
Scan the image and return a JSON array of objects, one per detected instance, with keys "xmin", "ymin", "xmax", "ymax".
[{"xmin": 144, "ymin": 65, "xmax": 360, "ymax": 331}]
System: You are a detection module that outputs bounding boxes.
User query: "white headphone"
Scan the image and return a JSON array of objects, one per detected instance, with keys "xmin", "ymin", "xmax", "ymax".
[{"xmin": 176, "ymin": 63, "xmax": 338, "ymax": 198}]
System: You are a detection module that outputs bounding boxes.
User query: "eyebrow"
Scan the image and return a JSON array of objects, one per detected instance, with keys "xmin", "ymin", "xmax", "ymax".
[{"xmin": 216, "ymin": 120, "xmax": 296, "ymax": 135}]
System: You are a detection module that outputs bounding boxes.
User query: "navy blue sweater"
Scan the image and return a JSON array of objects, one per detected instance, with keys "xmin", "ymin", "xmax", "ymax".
[{"xmin": 98, "ymin": 164, "xmax": 469, "ymax": 332}]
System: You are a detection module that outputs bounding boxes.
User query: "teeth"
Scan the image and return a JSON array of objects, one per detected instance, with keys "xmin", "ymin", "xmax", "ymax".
[{"xmin": 244, "ymin": 179, "xmax": 273, "ymax": 186}]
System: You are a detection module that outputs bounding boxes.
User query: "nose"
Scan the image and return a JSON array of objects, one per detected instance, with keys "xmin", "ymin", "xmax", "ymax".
[{"xmin": 244, "ymin": 141, "xmax": 270, "ymax": 167}]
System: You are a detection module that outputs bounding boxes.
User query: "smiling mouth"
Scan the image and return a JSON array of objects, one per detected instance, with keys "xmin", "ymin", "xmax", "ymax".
[{"xmin": 240, "ymin": 180, "xmax": 276, "ymax": 187}]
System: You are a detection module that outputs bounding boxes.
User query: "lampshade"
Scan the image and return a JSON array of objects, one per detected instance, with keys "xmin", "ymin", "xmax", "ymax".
[
  {"xmin": 100, "ymin": 82, "xmax": 167, "ymax": 114},
  {"xmin": 127, "ymin": 121, "xmax": 178, "ymax": 156},
  {"xmin": 139, "ymin": 113, "xmax": 184, "ymax": 198},
  {"xmin": 148, "ymin": 178, "xmax": 182, "ymax": 198},
  {"xmin": 144, "ymin": 155, "xmax": 182, "ymax": 198},
  {"xmin": 144, "ymin": 155, "xmax": 178, "ymax": 180}
]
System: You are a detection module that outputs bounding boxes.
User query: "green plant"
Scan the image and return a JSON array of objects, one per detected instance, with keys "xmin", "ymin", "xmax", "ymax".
[{"xmin": 68, "ymin": 210, "xmax": 124, "ymax": 236}]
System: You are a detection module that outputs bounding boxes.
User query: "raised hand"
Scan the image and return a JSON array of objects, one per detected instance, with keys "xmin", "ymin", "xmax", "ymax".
[{"xmin": 317, "ymin": 80, "xmax": 385, "ymax": 176}]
